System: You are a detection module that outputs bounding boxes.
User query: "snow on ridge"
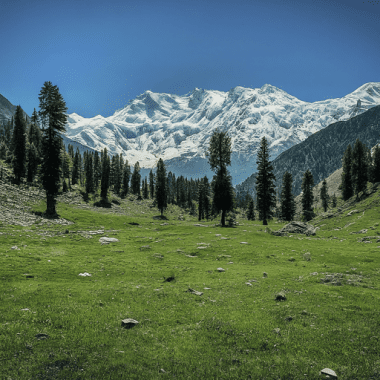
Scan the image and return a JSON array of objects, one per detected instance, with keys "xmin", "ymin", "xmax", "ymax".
[{"xmin": 64, "ymin": 82, "xmax": 380, "ymax": 185}]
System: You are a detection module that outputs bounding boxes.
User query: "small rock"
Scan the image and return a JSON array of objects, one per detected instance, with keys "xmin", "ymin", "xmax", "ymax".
[
  {"xmin": 320, "ymin": 368, "xmax": 337, "ymax": 379},
  {"xmin": 240, "ymin": 242, "xmax": 249, "ymax": 244},
  {"xmin": 273, "ymin": 328, "xmax": 281, "ymax": 335},
  {"xmin": 217, "ymin": 268, "xmax": 225, "ymax": 272},
  {"xmin": 186, "ymin": 288, "xmax": 203, "ymax": 296},
  {"xmin": 275, "ymin": 291, "xmax": 286, "ymax": 301},
  {"xmin": 11, "ymin": 246, "xmax": 19, "ymax": 250},
  {"xmin": 285, "ymin": 316, "xmax": 293, "ymax": 322},
  {"xmin": 78, "ymin": 272, "xmax": 91, "ymax": 277},
  {"xmin": 245, "ymin": 282, "xmax": 252, "ymax": 286},
  {"xmin": 160, "ymin": 369, "xmax": 166, "ymax": 373},
  {"xmin": 35, "ymin": 333, "xmax": 49, "ymax": 340},
  {"xmin": 121, "ymin": 319, "xmax": 139, "ymax": 329},
  {"xmin": 99, "ymin": 237, "xmax": 119, "ymax": 244},
  {"xmin": 263, "ymin": 272, "xmax": 268, "ymax": 278}
]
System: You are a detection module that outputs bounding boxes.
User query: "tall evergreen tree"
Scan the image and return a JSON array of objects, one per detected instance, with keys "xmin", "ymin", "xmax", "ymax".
[
  {"xmin": 320, "ymin": 179, "xmax": 329, "ymax": 212},
  {"xmin": 255, "ymin": 136, "xmax": 276, "ymax": 225},
  {"xmin": 131, "ymin": 161, "xmax": 141, "ymax": 196},
  {"xmin": 205, "ymin": 127, "xmax": 234, "ymax": 227},
  {"xmin": 198, "ymin": 180, "xmax": 205, "ymax": 221},
  {"xmin": 71, "ymin": 149, "xmax": 80, "ymax": 185},
  {"xmin": 371, "ymin": 145, "xmax": 380, "ymax": 183},
  {"xmin": 28, "ymin": 121, "xmax": 42, "ymax": 159},
  {"xmin": 68, "ymin": 144, "xmax": 74, "ymax": 160},
  {"xmin": 155, "ymin": 158, "xmax": 167, "ymax": 216},
  {"xmin": 26, "ymin": 142, "xmax": 39, "ymax": 183},
  {"xmin": 11, "ymin": 105, "xmax": 27, "ymax": 185},
  {"xmin": 280, "ymin": 171, "xmax": 295, "ymax": 221},
  {"xmin": 143, "ymin": 177, "xmax": 149, "ymax": 199},
  {"xmin": 341, "ymin": 144, "xmax": 353, "ymax": 201},
  {"xmin": 93, "ymin": 151, "xmax": 101, "ymax": 190},
  {"xmin": 100, "ymin": 148, "xmax": 110, "ymax": 199},
  {"xmin": 331, "ymin": 193, "xmax": 337, "ymax": 208},
  {"xmin": 38, "ymin": 81, "xmax": 68, "ymax": 215},
  {"xmin": 149, "ymin": 169, "xmax": 155, "ymax": 199},
  {"xmin": 246, "ymin": 199, "xmax": 255, "ymax": 221},
  {"xmin": 122, "ymin": 160, "xmax": 131, "ymax": 197},
  {"xmin": 351, "ymin": 138, "xmax": 369, "ymax": 198},
  {"xmin": 85, "ymin": 153, "xmax": 94, "ymax": 194},
  {"xmin": 301, "ymin": 169, "xmax": 314, "ymax": 221},
  {"xmin": 62, "ymin": 149, "xmax": 72, "ymax": 189}
]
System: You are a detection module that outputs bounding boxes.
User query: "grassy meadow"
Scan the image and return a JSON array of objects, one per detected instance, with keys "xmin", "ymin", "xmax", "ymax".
[{"xmin": 1, "ymin": 184, "xmax": 380, "ymax": 379}]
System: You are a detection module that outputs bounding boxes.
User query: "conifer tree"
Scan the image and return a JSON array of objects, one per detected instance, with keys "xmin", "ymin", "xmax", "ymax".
[
  {"xmin": 246, "ymin": 199, "xmax": 255, "ymax": 221},
  {"xmin": 100, "ymin": 148, "xmax": 110, "ymax": 199},
  {"xmin": 26, "ymin": 142, "xmax": 39, "ymax": 183},
  {"xmin": 85, "ymin": 153, "xmax": 94, "ymax": 194},
  {"xmin": 71, "ymin": 149, "xmax": 80, "ymax": 185},
  {"xmin": 320, "ymin": 179, "xmax": 329, "ymax": 212},
  {"xmin": 28, "ymin": 121, "xmax": 42, "ymax": 159},
  {"xmin": 352, "ymin": 138, "xmax": 369, "ymax": 198},
  {"xmin": 122, "ymin": 160, "xmax": 131, "ymax": 197},
  {"xmin": 205, "ymin": 127, "xmax": 234, "ymax": 227},
  {"xmin": 331, "ymin": 193, "xmax": 337, "ymax": 208},
  {"xmin": 112, "ymin": 154, "xmax": 121, "ymax": 195},
  {"xmin": 93, "ymin": 151, "xmax": 101, "ymax": 190},
  {"xmin": 280, "ymin": 171, "xmax": 295, "ymax": 221},
  {"xmin": 0, "ymin": 141, "xmax": 8, "ymax": 161},
  {"xmin": 341, "ymin": 144, "xmax": 353, "ymax": 201},
  {"xmin": 371, "ymin": 145, "xmax": 380, "ymax": 183},
  {"xmin": 68, "ymin": 144, "xmax": 74, "ymax": 160},
  {"xmin": 255, "ymin": 136, "xmax": 276, "ymax": 225},
  {"xmin": 11, "ymin": 105, "xmax": 27, "ymax": 185},
  {"xmin": 131, "ymin": 161, "xmax": 141, "ymax": 196},
  {"xmin": 198, "ymin": 180, "xmax": 205, "ymax": 221},
  {"xmin": 143, "ymin": 177, "xmax": 149, "ymax": 199},
  {"xmin": 301, "ymin": 169, "xmax": 314, "ymax": 221},
  {"xmin": 38, "ymin": 81, "xmax": 68, "ymax": 215},
  {"xmin": 62, "ymin": 149, "xmax": 72, "ymax": 189},
  {"xmin": 149, "ymin": 169, "xmax": 155, "ymax": 199},
  {"xmin": 155, "ymin": 158, "xmax": 167, "ymax": 216}
]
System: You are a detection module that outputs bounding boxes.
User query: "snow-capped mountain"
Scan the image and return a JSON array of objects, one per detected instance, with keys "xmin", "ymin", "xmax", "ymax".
[{"xmin": 64, "ymin": 82, "xmax": 380, "ymax": 186}]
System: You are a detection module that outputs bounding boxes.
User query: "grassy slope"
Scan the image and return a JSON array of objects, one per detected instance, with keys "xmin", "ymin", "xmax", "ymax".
[{"xmin": 0, "ymin": 180, "xmax": 379, "ymax": 379}]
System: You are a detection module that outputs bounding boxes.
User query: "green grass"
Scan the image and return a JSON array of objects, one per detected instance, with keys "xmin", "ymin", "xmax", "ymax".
[{"xmin": 1, "ymin": 188, "xmax": 380, "ymax": 379}]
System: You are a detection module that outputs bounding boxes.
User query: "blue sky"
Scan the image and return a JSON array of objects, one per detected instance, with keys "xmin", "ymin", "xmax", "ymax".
[{"xmin": 1, "ymin": 0, "xmax": 379, "ymax": 118}]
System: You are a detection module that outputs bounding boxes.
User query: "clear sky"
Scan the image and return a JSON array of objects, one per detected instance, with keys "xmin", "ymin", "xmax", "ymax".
[{"xmin": 1, "ymin": 0, "xmax": 379, "ymax": 118}]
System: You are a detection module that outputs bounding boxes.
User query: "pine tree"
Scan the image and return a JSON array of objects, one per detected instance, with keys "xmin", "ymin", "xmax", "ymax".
[
  {"xmin": 122, "ymin": 160, "xmax": 131, "ymax": 197},
  {"xmin": 352, "ymin": 138, "xmax": 369, "ymax": 198},
  {"xmin": 246, "ymin": 199, "xmax": 255, "ymax": 220},
  {"xmin": 143, "ymin": 177, "xmax": 149, "ymax": 199},
  {"xmin": 112, "ymin": 154, "xmax": 121, "ymax": 195},
  {"xmin": 255, "ymin": 136, "xmax": 276, "ymax": 225},
  {"xmin": 26, "ymin": 142, "xmax": 38, "ymax": 183},
  {"xmin": 11, "ymin": 105, "xmax": 27, "ymax": 185},
  {"xmin": 148, "ymin": 169, "xmax": 155, "ymax": 199},
  {"xmin": 341, "ymin": 144, "xmax": 353, "ymax": 201},
  {"xmin": 205, "ymin": 127, "xmax": 234, "ymax": 227},
  {"xmin": 155, "ymin": 158, "xmax": 167, "ymax": 216},
  {"xmin": 0, "ymin": 141, "xmax": 8, "ymax": 160},
  {"xmin": 198, "ymin": 180, "xmax": 205, "ymax": 221},
  {"xmin": 68, "ymin": 144, "xmax": 74, "ymax": 160},
  {"xmin": 93, "ymin": 151, "xmax": 101, "ymax": 190},
  {"xmin": 71, "ymin": 149, "xmax": 80, "ymax": 185},
  {"xmin": 62, "ymin": 150, "xmax": 72, "ymax": 189},
  {"xmin": 131, "ymin": 161, "xmax": 141, "ymax": 196},
  {"xmin": 280, "ymin": 171, "xmax": 295, "ymax": 221},
  {"xmin": 38, "ymin": 81, "xmax": 68, "ymax": 215},
  {"xmin": 320, "ymin": 179, "xmax": 329, "ymax": 212},
  {"xmin": 100, "ymin": 148, "xmax": 110, "ymax": 199},
  {"xmin": 372, "ymin": 145, "xmax": 380, "ymax": 183},
  {"xmin": 301, "ymin": 169, "xmax": 314, "ymax": 221},
  {"xmin": 331, "ymin": 193, "xmax": 337, "ymax": 208},
  {"xmin": 85, "ymin": 153, "xmax": 94, "ymax": 194}
]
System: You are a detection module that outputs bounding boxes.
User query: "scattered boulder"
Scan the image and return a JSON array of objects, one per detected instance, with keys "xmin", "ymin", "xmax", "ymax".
[
  {"xmin": 263, "ymin": 272, "xmax": 268, "ymax": 278},
  {"xmin": 78, "ymin": 272, "xmax": 91, "ymax": 277},
  {"xmin": 11, "ymin": 246, "xmax": 20, "ymax": 250},
  {"xmin": 217, "ymin": 268, "xmax": 225, "ymax": 272},
  {"xmin": 99, "ymin": 237, "xmax": 119, "ymax": 244},
  {"xmin": 347, "ymin": 210, "xmax": 359, "ymax": 216},
  {"xmin": 319, "ymin": 368, "xmax": 337, "ymax": 379},
  {"xmin": 121, "ymin": 319, "xmax": 139, "ymax": 329},
  {"xmin": 139, "ymin": 245, "xmax": 151, "ymax": 251},
  {"xmin": 272, "ymin": 221, "xmax": 317, "ymax": 236},
  {"xmin": 194, "ymin": 224, "xmax": 208, "ymax": 227},
  {"xmin": 35, "ymin": 333, "xmax": 49, "ymax": 340},
  {"xmin": 275, "ymin": 291, "xmax": 286, "ymax": 301},
  {"xmin": 186, "ymin": 288, "xmax": 203, "ymax": 296}
]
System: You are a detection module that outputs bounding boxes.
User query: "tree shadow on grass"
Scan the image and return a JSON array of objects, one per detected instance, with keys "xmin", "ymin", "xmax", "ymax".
[{"xmin": 93, "ymin": 199, "xmax": 112, "ymax": 208}]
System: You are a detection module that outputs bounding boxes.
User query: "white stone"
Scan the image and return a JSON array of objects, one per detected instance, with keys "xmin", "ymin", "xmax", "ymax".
[{"xmin": 99, "ymin": 237, "xmax": 119, "ymax": 244}]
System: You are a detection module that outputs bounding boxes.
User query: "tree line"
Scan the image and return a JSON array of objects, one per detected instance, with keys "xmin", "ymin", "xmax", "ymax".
[{"xmin": 1, "ymin": 81, "xmax": 379, "ymax": 225}]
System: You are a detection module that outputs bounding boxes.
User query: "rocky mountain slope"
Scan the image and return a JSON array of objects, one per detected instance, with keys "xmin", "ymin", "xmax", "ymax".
[
  {"xmin": 235, "ymin": 105, "xmax": 380, "ymax": 198},
  {"xmin": 0, "ymin": 94, "xmax": 30, "ymax": 125},
  {"xmin": 64, "ymin": 82, "xmax": 380, "ymax": 186}
]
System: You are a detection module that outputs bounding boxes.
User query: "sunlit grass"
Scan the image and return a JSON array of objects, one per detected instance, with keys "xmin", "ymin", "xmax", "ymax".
[{"xmin": 0, "ymin": 186, "xmax": 379, "ymax": 379}]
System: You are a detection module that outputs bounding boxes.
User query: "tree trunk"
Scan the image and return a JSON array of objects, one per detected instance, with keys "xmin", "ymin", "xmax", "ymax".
[
  {"xmin": 46, "ymin": 193, "xmax": 56, "ymax": 216},
  {"xmin": 221, "ymin": 209, "xmax": 226, "ymax": 227},
  {"xmin": 161, "ymin": 208, "xmax": 163, "ymax": 217},
  {"xmin": 263, "ymin": 219, "xmax": 268, "ymax": 225}
]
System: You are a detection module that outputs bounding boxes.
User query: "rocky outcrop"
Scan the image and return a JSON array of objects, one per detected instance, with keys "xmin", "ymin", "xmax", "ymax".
[{"xmin": 271, "ymin": 221, "xmax": 317, "ymax": 236}]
